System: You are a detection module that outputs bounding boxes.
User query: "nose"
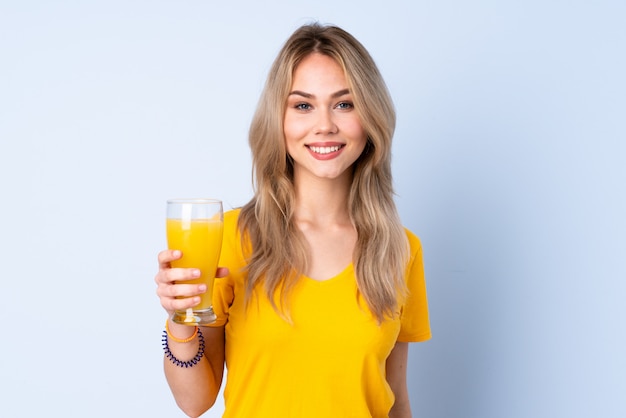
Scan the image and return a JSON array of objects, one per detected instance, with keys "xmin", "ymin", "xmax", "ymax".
[{"xmin": 314, "ymin": 109, "xmax": 338, "ymax": 135}]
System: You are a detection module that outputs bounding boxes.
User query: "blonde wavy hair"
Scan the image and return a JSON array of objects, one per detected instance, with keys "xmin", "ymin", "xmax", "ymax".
[{"xmin": 238, "ymin": 23, "xmax": 409, "ymax": 322}]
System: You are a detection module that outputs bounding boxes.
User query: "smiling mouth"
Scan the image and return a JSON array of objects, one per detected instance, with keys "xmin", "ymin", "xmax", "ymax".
[{"xmin": 307, "ymin": 145, "xmax": 344, "ymax": 154}]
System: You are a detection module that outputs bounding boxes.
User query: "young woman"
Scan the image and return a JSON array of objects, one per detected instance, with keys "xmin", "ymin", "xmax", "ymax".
[{"xmin": 155, "ymin": 23, "xmax": 431, "ymax": 418}]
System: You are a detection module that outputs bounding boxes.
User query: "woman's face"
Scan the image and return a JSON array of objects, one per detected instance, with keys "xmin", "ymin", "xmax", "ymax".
[{"xmin": 283, "ymin": 53, "xmax": 367, "ymax": 184}]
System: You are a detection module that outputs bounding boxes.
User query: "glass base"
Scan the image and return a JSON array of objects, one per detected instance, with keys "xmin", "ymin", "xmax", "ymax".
[{"xmin": 172, "ymin": 307, "xmax": 217, "ymax": 326}]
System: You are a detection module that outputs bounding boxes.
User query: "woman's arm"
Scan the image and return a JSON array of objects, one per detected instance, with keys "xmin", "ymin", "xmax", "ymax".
[
  {"xmin": 387, "ymin": 341, "xmax": 412, "ymax": 418},
  {"xmin": 163, "ymin": 322, "xmax": 225, "ymax": 417},
  {"xmin": 155, "ymin": 250, "xmax": 227, "ymax": 417}
]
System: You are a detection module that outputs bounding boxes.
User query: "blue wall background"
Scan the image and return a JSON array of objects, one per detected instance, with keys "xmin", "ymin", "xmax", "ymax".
[{"xmin": 1, "ymin": 1, "xmax": 624, "ymax": 417}]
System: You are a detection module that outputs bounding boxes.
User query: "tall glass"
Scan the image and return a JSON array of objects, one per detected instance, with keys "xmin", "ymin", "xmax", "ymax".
[{"xmin": 166, "ymin": 199, "xmax": 223, "ymax": 326}]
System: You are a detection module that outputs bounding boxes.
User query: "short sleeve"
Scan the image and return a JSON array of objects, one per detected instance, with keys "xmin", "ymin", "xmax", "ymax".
[
  {"xmin": 397, "ymin": 229, "xmax": 432, "ymax": 342},
  {"xmin": 210, "ymin": 276, "xmax": 234, "ymax": 327},
  {"xmin": 208, "ymin": 209, "xmax": 243, "ymax": 327}
]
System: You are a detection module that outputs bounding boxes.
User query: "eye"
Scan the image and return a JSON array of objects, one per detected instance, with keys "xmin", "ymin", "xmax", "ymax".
[
  {"xmin": 336, "ymin": 101, "xmax": 354, "ymax": 110},
  {"xmin": 294, "ymin": 102, "xmax": 312, "ymax": 111}
]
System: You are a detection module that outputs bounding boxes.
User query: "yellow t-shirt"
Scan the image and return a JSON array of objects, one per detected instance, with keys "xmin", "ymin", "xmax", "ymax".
[{"xmin": 211, "ymin": 209, "xmax": 431, "ymax": 418}]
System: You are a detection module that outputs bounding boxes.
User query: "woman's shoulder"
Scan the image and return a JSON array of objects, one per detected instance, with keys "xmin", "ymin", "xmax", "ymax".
[
  {"xmin": 220, "ymin": 207, "xmax": 248, "ymax": 266},
  {"xmin": 224, "ymin": 207, "xmax": 242, "ymax": 226},
  {"xmin": 403, "ymin": 227, "xmax": 423, "ymax": 258},
  {"xmin": 222, "ymin": 207, "xmax": 243, "ymax": 246}
]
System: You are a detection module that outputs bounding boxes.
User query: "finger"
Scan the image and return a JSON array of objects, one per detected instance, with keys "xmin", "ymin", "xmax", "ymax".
[
  {"xmin": 155, "ymin": 267, "xmax": 201, "ymax": 286},
  {"xmin": 163, "ymin": 295, "xmax": 203, "ymax": 313},
  {"xmin": 158, "ymin": 282, "xmax": 207, "ymax": 299},
  {"xmin": 157, "ymin": 249, "xmax": 182, "ymax": 267},
  {"xmin": 216, "ymin": 267, "xmax": 230, "ymax": 278}
]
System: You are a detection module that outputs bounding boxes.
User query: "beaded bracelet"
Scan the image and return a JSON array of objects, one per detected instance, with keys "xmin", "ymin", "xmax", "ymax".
[
  {"xmin": 165, "ymin": 320, "xmax": 198, "ymax": 343},
  {"xmin": 162, "ymin": 327, "xmax": 205, "ymax": 368}
]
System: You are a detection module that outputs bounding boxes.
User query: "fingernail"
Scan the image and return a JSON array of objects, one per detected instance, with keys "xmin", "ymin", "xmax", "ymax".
[
  {"xmin": 192, "ymin": 269, "xmax": 201, "ymax": 278},
  {"xmin": 173, "ymin": 250, "xmax": 181, "ymax": 258},
  {"xmin": 198, "ymin": 284, "xmax": 207, "ymax": 293}
]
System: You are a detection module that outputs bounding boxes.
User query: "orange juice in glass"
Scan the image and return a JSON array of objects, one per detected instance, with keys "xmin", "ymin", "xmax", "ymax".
[{"xmin": 166, "ymin": 199, "xmax": 223, "ymax": 325}]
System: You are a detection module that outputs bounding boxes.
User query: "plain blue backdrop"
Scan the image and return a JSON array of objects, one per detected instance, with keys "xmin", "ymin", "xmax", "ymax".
[{"xmin": 1, "ymin": 1, "xmax": 624, "ymax": 417}]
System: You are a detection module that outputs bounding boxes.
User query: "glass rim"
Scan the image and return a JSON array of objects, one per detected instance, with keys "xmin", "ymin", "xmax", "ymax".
[{"xmin": 167, "ymin": 198, "xmax": 222, "ymax": 205}]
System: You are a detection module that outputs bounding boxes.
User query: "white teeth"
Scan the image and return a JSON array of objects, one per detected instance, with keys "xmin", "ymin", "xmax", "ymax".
[{"xmin": 309, "ymin": 145, "xmax": 341, "ymax": 154}]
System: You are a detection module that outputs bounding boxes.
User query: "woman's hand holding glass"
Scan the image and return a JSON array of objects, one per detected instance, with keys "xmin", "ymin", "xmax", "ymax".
[{"xmin": 155, "ymin": 250, "xmax": 229, "ymax": 320}]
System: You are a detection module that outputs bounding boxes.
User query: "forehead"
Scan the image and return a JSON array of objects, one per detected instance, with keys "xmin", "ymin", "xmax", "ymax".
[{"xmin": 291, "ymin": 53, "xmax": 347, "ymax": 90}]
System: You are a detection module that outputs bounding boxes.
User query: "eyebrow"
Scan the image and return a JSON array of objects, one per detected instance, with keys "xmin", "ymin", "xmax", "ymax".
[{"xmin": 288, "ymin": 88, "xmax": 351, "ymax": 99}]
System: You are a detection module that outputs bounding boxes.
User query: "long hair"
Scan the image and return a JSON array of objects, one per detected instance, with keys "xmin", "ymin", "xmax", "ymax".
[{"xmin": 238, "ymin": 23, "xmax": 409, "ymax": 322}]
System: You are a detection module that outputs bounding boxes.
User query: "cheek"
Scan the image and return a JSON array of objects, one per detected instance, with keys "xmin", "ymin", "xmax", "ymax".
[
  {"xmin": 338, "ymin": 113, "xmax": 365, "ymax": 134},
  {"xmin": 283, "ymin": 115, "xmax": 302, "ymax": 141},
  {"xmin": 344, "ymin": 120, "xmax": 367, "ymax": 147},
  {"xmin": 283, "ymin": 120, "xmax": 299, "ymax": 156}
]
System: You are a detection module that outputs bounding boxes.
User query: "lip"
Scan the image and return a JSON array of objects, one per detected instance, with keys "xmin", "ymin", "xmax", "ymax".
[{"xmin": 305, "ymin": 142, "xmax": 345, "ymax": 160}]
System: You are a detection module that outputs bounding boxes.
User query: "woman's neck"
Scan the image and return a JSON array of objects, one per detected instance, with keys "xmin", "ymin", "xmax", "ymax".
[{"xmin": 292, "ymin": 171, "xmax": 353, "ymax": 226}]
